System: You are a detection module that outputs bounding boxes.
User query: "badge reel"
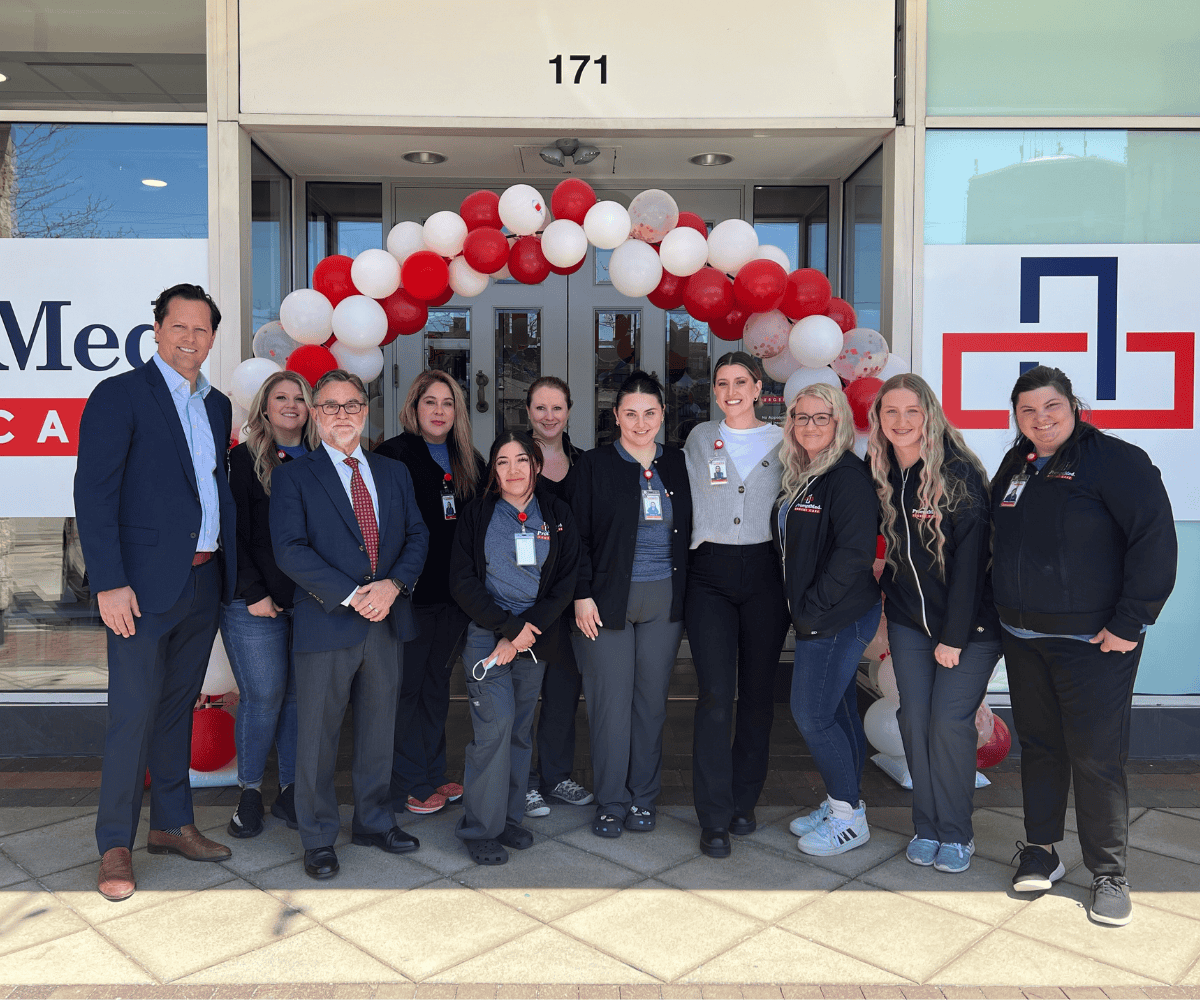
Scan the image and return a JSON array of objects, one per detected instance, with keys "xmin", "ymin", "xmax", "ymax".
[
  {"xmin": 440, "ymin": 473, "xmax": 456, "ymax": 520},
  {"xmin": 514, "ymin": 510, "xmax": 537, "ymax": 565},
  {"xmin": 708, "ymin": 438, "xmax": 728, "ymax": 486},
  {"xmin": 641, "ymin": 467, "xmax": 663, "ymax": 521}
]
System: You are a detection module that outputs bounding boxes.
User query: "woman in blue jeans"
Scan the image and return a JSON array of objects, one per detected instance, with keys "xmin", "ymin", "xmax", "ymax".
[
  {"xmin": 772, "ymin": 383, "xmax": 881, "ymax": 857},
  {"xmin": 221, "ymin": 370, "xmax": 318, "ymax": 838},
  {"xmin": 867, "ymin": 374, "xmax": 1001, "ymax": 874}
]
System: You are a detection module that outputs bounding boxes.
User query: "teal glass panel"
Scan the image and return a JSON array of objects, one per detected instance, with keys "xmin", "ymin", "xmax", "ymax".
[
  {"xmin": 927, "ymin": 0, "xmax": 1200, "ymax": 116},
  {"xmin": 1139, "ymin": 523, "xmax": 1200, "ymax": 695}
]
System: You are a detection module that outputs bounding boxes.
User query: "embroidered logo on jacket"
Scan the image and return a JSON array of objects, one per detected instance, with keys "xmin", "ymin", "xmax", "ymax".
[
  {"xmin": 536, "ymin": 525, "xmax": 551, "ymax": 541},
  {"xmin": 911, "ymin": 506, "xmax": 936, "ymax": 521},
  {"xmin": 793, "ymin": 494, "xmax": 822, "ymax": 513},
  {"xmin": 1046, "ymin": 470, "xmax": 1076, "ymax": 480}
]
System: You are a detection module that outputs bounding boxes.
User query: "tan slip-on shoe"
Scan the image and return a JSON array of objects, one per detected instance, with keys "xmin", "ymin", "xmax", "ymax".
[
  {"xmin": 97, "ymin": 847, "xmax": 136, "ymax": 901},
  {"xmin": 147, "ymin": 823, "xmax": 232, "ymax": 861}
]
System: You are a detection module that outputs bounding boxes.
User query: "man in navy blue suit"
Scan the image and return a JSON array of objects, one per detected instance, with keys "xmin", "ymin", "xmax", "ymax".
[
  {"xmin": 74, "ymin": 283, "xmax": 238, "ymax": 902},
  {"xmin": 270, "ymin": 369, "xmax": 429, "ymax": 880}
]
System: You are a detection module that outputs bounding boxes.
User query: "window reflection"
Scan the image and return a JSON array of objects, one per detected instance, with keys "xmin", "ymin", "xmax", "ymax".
[
  {"xmin": 426, "ymin": 309, "xmax": 471, "ymax": 401},
  {"xmin": 595, "ymin": 310, "xmax": 641, "ymax": 445},
  {"xmin": 842, "ymin": 150, "xmax": 883, "ymax": 335},
  {"xmin": 495, "ymin": 310, "xmax": 541, "ymax": 437},
  {"xmin": 665, "ymin": 312, "xmax": 710, "ymax": 448},
  {"xmin": 251, "ymin": 144, "xmax": 291, "ymax": 334}
]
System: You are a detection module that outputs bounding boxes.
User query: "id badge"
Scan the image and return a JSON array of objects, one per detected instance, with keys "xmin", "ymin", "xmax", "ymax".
[
  {"xmin": 514, "ymin": 532, "xmax": 537, "ymax": 565},
  {"xmin": 708, "ymin": 458, "xmax": 728, "ymax": 485},
  {"xmin": 1000, "ymin": 474, "xmax": 1030, "ymax": 508},
  {"xmin": 642, "ymin": 489, "xmax": 663, "ymax": 521},
  {"xmin": 441, "ymin": 493, "xmax": 456, "ymax": 520}
]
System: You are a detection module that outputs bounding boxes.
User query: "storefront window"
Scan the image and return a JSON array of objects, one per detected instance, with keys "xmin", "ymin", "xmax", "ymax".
[
  {"xmin": 251, "ymin": 145, "xmax": 291, "ymax": 335},
  {"xmin": 306, "ymin": 182, "xmax": 383, "ymax": 285},
  {"xmin": 665, "ymin": 312, "xmax": 710, "ymax": 448},
  {"xmin": 842, "ymin": 151, "xmax": 882, "ymax": 336}
]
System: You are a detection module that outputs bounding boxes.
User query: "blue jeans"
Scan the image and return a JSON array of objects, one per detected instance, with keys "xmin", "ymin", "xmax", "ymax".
[
  {"xmin": 790, "ymin": 601, "xmax": 882, "ymax": 805},
  {"xmin": 219, "ymin": 599, "xmax": 297, "ymax": 788}
]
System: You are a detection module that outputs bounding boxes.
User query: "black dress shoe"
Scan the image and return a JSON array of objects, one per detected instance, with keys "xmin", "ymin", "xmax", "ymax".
[
  {"xmin": 304, "ymin": 846, "xmax": 339, "ymax": 879},
  {"xmin": 700, "ymin": 828, "xmax": 732, "ymax": 858},
  {"xmin": 352, "ymin": 825, "xmax": 420, "ymax": 854},
  {"xmin": 729, "ymin": 811, "xmax": 757, "ymax": 836}
]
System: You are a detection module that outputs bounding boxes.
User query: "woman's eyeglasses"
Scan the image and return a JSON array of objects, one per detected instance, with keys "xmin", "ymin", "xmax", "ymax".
[
  {"xmin": 317, "ymin": 401, "xmax": 365, "ymax": 415},
  {"xmin": 789, "ymin": 412, "xmax": 833, "ymax": 426}
]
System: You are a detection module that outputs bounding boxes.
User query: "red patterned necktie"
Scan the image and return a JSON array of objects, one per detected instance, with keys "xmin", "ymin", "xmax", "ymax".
[{"xmin": 344, "ymin": 457, "xmax": 378, "ymax": 575}]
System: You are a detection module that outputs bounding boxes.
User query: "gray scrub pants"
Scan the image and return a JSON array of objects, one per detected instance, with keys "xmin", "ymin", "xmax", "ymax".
[{"xmin": 573, "ymin": 578, "xmax": 683, "ymax": 820}]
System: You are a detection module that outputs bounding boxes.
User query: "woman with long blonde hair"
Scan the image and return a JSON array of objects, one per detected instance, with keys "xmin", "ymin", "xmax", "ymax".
[
  {"xmin": 221, "ymin": 370, "xmax": 319, "ymax": 839},
  {"xmin": 376, "ymin": 370, "xmax": 486, "ymax": 815},
  {"xmin": 773, "ymin": 382, "xmax": 881, "ymax": 857},
  {"xmin": 866, "ymin": 373, "xmax": 999, "ymax": 874}
]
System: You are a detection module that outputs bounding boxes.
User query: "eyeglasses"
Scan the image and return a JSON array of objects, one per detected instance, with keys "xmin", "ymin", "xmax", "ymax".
[
  {"xmin": 790, "ymin": 412, "xmax": 834, "ymax": 426},
  {"xmin": 317, "ymin": 401, "xmax": 365, "ymax": 415}
]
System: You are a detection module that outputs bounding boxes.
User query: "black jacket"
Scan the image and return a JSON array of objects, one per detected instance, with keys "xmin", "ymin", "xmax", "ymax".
[
  {"xmin": 878, "ymin": 445, "xmax": 999, "ymax": 649},
  {"xmin": 570, "ymin": 442, "xmax": 692, "ymax": 627},
  {"xmin": 990, "ymin": 424, "xmax": 1177, "ymax": 642},
  {"xmin": 536, "ymin": 432, "xmax": 586, "ymax": 504},
  {"xmin": 229, "ymin": 441, "xmax": 304, "ymax": 609},
  {"xmin": 448, "ymin": 486, "xmax": 581, "ymax": 652},
  {"xmin": 374, "ymin": 432, "xmax": 486, "ymax": 607},
  {"xmin": 772, "ymin": 451, "xmax": 880, "ymax": 639}
]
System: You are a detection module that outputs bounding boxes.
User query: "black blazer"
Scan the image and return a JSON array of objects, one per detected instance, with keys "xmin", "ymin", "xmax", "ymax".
[
  {"xmin": 449, "ymin": 486, "xmax": 581, "ymax": 652},
  {"xmin": 228, "ymin": 442, "xmax": 307, "ymax": 609},
  {"xmin": 570, "ymin": 443, "xmax": 692, "ymax": 628}
]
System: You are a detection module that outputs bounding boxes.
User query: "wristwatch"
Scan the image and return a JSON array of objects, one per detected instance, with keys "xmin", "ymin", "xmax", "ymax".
[{"xmin": 390, "ymin": 578, "xmax": 411, "ymax": 598}]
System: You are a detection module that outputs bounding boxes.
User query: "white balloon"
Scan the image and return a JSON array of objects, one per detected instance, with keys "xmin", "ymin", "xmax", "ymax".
[
  {"xmin": 783, "ymin": 366, "xmax": 841, "ymax": 404},
  {"xmin": 707, "ymin": 219, "xmax": 758, "ymax": 274},
  {"xmin": 386, "ymin": 221, "xmax": 426, "ymax": 265},
  {"xmin": 743, "ymin": 310, "xmax": 792, "ymax": 359},
  {"xmin": 628, "ymin": 189, "xmax": 679, "ymax": 243},
  {"xmin": 350, "ymin": 248, "xmax": 401, "ymax": 299},
  {"xmin": 763, "ymin": 349, "xmax": 802, "ymax": 383},
  {"xmin": 863, "ymin": 698, "xmax": 906, "ymax": 757},
  {"xmin": 252, "ymin": 320, "xmax": 300, "ymax": 364},
  {"xmin": 607, "ymin": 239, "xmax": 663, "ymax": 298},
  {"xmin": 876, "ymin": 655, "xmax": 900, "ymax": 705},
  {"xmin": 331, "ymin": 294, "xmax": 388, "ymax": 350},
  {"xmin": 790, "ymin": 314, "xmax": 845, "ymax": 368},
  {"xmin": 833, "ymin": 328, "xmax": 889, "ymax": 382},
  {"xmin": 279, "ymin": 288, "xmax": 333, "ymax": 345},
  {"xmin": 448, "ymin": 256, "xmax": 489, "ymax": 298},
  {"xmin": 753, "ymin": 244, "xmax": 792, "ymax": 271},
  {"xmin": 877, "ymin": 353, "xmax": 910, "ymax": 382},
  {"xmin": 540, "ymin": 219, "xmax": 589, "ymax": 268},
  {"xmin": 203, "ymin": 632, "xmax": 237, "ymax": 696},
  {"xmin": 498, "ymin": 184, "xmax": 546, "ymax": 236},
  {"xmin": 853, "ymin": 429, "xmax": 870, "ymax": 459},
  {"xmin": 230, "ymin": 357, "xmax": 282, "ymax": 411},
  {"xmin": 330, "ymin": 341, "xmax": 385, "ymax": 383},
  {"xmin": 659, "ymin": 226, "xmax": 710, "ymax": 277},
  {"xmin": 583, "ymin": 201, "xmax": 632, "ymax": 250},
  {"xmin": 423, "ymin": 210, "xmax": 468, "ymax": 257}
]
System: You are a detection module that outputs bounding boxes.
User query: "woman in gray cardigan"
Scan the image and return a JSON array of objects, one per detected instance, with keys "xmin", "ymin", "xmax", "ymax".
[{"xmin": 683, "ymin": 351, "xmax": 789, "ymax": 859}]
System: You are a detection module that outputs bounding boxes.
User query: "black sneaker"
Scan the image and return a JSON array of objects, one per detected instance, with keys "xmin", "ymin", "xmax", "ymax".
[
  {"xmin": 1011, "ymin": 841, "xmax": 1066, "ymax": 891},
  {"xmin": 271, "ymin": 783, "xmax": 298, "ymax": 829},
  {"xmin": 1090, "ymin": 875, "xmax": 1132, "ymax": 926},
  {"xmin": 228, "ymin": 787, "xmax": 264, "ymax": 838}
]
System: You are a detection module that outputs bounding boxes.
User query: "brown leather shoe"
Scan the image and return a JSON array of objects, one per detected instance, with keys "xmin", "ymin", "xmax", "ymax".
[
  {"xmin": 97, "ymin": 847, "xmax": 136, "ymax": 901},
  {"xmin": 147, "ymin": 823, "xmax": 232, "ymax": 862}
]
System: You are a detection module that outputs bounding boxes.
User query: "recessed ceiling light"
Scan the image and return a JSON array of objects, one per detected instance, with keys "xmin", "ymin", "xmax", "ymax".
[
  {"xmin": 141, "ymin": 178, "xmax": 167, "ymax": 187},
  {"xmin": 689, "ymin": 152, "xmax": 734, "ymax": 167},
  {"xmin": 0, "ymin": 73, "xmax": 8, "ymax": 84},
  {"xmin": 403, "ymin": 150, "xmax": 447, "ymax": 165}
]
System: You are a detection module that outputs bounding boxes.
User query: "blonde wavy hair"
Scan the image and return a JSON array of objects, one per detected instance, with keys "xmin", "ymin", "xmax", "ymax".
[
  {"xmin": 244, "ymin": 371, "xmax": 320, "ymax": 495},
  {"xmin": 400, "ymin": 370, "xmax": 482, "ymax": 501},
  {"xmin": 780, "ymin": 382, "xmax": 856, "ymax": 499},
  {"xmin": 866, "ymin": 373, "xmax": 988, "ymax": 581}
]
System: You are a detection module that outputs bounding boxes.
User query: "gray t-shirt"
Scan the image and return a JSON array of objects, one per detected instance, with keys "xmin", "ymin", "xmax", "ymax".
[
  {"xmin": 484, "ymin": 496, "xmax": 550, "ymax": 614},
  {"xmin": 614, "ymin": 440, "xmax": 673, "ymax": 583}
]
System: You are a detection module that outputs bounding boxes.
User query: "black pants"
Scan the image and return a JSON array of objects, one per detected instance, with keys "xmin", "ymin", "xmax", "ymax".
[
  {"xmin": 1003, "ymin": 631, "xmax": 1143, "ymax": 877},
  {"xmin": 685, "ymin": 542, "xmax": 790, "ymax": 830},
  {"xmin": 535, "ymin": 622, "xmax": 584, "ymax": 792}
]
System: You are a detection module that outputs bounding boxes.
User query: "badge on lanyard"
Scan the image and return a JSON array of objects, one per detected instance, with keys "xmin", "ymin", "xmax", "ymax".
[
  {"xmin": 1000, "ymin": 474, "xmax": 1030, "ymax": 508},
  {"xmin": 514, "ymin": 510, "xmax": 537, "ymax": 565},
  {"xmin": 708, "ymin": 439, "xmax": 728, "ymax": 485},
  {"xmin": 440, "ymin": 473, "xmax": 456, "ymax": 520},
  {"xmin": 641, "ymin": 467, "xmax": 663, "ymax": 520}
]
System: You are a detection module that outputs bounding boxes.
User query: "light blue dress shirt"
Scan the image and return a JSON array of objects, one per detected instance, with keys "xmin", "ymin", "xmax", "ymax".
[
  {"xmin": 321, "ymin": 441, "xmax": 381, "ymax": 606},
  {"xmin": 152, "ymin": 352, "xmax": 219, "ymax": 553}
]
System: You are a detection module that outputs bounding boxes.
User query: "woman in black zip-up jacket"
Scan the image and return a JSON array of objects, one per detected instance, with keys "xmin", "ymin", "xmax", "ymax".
[
  {"xmin": 867, "ymin": 374, "xmax": 1001, "ymax": 875},
  {"xmin": 771, "ymin": 382, "xmax": 880, "ymax": 858},
  {"xmin": 990, "ymin": 366, "xmax": 1176, "ymax": 927},
  {"xmin": 448, "ymin": 431, "xmax": 580, "ymax": 866},
  {"xmin": 571, "ymin": 371, "xmax": 692, "ymax": 838}
]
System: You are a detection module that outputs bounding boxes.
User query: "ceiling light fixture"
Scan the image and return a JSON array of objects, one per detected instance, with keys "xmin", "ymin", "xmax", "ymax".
[
  {"xmin": 0, "ymin": 73, "xmax": 8, "ymax": 84},
  {"xmin": 540, "ymin": 138, "xmax": 601, "ymax": 168},
  {"xmin": 402, "ymin": 150, "xmax": 447, "ymax": 165},
  {"xmin": 141, "ymin": 178, "xmax": 167, "ymax": 187},
  {"xmin": 689, "ymin": 152, "xmax": 734, "ymax": 167}
]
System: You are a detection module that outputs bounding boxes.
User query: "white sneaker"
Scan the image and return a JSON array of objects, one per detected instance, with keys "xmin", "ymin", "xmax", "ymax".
[
  {"xmin": 788, "ymin": 800, "xmax": 831, "ymax": 837},
  {"xmin": 798, "ymin": 803, "xmax": 870, "ymax": 857},
  {"xmin": 524, "ymin": 789, "xmax": 551, "ymax": 817}
]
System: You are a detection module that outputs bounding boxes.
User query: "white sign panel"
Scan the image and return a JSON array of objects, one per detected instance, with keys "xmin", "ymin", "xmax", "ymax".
[
  {"xmin": 240, "ymin": 0, "xmax": 896, "ymax": 120},
  {"xmin": 0, "ymin": 239, "xmax": 209, "ymax": 517},
  {"xmin": 922, "ymin": 244, "xmax": 1200, "ymax": 518}
]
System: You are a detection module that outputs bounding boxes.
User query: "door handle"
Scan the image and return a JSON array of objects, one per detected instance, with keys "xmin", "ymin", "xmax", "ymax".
[{"xmin": 475, "ymin": 369, "xmax": 490, "ymax": 413}]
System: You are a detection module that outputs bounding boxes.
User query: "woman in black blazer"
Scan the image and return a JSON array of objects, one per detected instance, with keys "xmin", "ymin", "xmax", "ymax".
[
  {"xmin": 222, "ymin": 370, "xmax": 319, "ymax": 839},
  {"xmin": 571, "ymin": 371, "xmax": 692, "ymax": 838}
]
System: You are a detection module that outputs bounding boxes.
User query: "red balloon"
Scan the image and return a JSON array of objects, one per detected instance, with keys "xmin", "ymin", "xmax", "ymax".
[
  {"xmin": 508, "ymin": 236, "xmax": 551, "ymax": 285},
  {"xmin": 462, "ymin": 227, "xmax": 510, "ymax": 274},
  {"xmin": 427, "ymin": 285, "xmax": 455, "ymax": 307},
  {"xmin": 647, "ymin": 271, "xmax": 687, "ymax": 310},
  {"xmin": 825, "ymin": 296, "xmax": 857, "ymax": 334},
  {"xmin": 845, "ymin": 376, "xmax": 883, "ymax": 430},
  {"xmin": 401, "ymin": 250, "xmax": 450, "ymax": 301},
  {"xmin": 977, "ymin": 716, "xmax": 1012, "ymax": 769},
  {"xmin": 460, "ymin": 190, "xmax": 502, "ymax": 231},
  {"xmin": 549, "ymin": 257, "xmax": 587, "ymax": 276},
  {"xmin": 710, "ymin": 307, "xmax": 751, "ymax": 342},
  {"xmin": 733, "ymin": 259, "xmax": 788, "ymax": 314},
  {"xmin": 551, "ymin": 178, "xmax": 597, "ymax": 225},
  {"xmin": 191, "ymin": 707, "xmax": 235, "ymax": 772},
  {"xmin": 379, "ymin": 288, "xmax": 428, "ymax": 342},
  {"xmin": 782, "ymin": 268, "xmax": 833, "ymax": 320},
  {"xmin": 286, "ymin": 344, "xmax": 339, "ymax": 387},
  {"xmin": 675, "ymin": 211, "xmax": 708, "ymax": 236},
  {"xmin": 683, "ymin": 268, "xmax": 735, "ymax": 323},
  {"xmin": 312, "ymin": 255, "xmax": 357, "ymax": 309}
]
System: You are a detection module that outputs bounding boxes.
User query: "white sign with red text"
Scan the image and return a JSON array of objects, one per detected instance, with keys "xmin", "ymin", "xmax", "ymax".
[
  {"xmin": 922, "ymin": 243, "xmax": 1200, "ymax": 518},
  {"xmin": 0, "ymin": 239, "xmax": 208, "ymax": 517}
]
